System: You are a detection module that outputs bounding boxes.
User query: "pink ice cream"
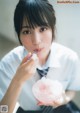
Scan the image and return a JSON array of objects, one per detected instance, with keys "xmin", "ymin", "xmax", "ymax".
[{"xmin": 32, "ymin": 77, "xmax": 64, "ymax": 104}]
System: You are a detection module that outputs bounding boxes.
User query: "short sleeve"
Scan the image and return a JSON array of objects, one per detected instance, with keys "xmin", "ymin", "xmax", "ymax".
[
  {"xmin": 0, "ymin": 46, "xmax": 24, "ymax": 101},
  {"xmin": 67, "ymin": 53, "xmax": 80, "ymax": 91},
  {"xmin": 0, "ymin": 63, "xmax": 10, "ymax": 101}
]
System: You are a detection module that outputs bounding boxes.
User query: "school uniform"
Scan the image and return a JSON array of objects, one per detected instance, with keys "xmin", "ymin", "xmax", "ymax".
[{"xmin": 0, "ymin": 42, "xmax": 80, "ymax": 113}]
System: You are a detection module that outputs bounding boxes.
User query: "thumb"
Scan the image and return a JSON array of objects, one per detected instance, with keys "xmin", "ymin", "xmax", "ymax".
[{"xmin": 21, "ymin": 52, "xmax": 32, "ymax": 65}]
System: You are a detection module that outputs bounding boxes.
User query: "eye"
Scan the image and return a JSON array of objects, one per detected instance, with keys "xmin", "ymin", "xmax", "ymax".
[
  {"xmin": 22, "ymin": 30, "xmax": 31, "ymax": 35},
  {"xmin": 40, "ymin": 27, "xmax": 48, "ymax": 32}
]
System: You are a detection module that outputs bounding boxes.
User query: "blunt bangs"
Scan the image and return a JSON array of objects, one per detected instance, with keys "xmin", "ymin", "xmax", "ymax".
[{"xmin": 23, "ymin": 0, "xmax": 54, "ymax": 29}]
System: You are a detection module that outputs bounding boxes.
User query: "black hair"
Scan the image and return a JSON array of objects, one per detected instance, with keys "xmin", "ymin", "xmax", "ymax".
[{"xmin": 14, "ymin": 0, "xmax": 56, "ymax": 44}]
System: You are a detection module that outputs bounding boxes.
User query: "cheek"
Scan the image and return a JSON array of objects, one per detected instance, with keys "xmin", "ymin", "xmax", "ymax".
[
  {"xmin": 20, "ymin": 36, "xmax": 30, "ymax": 45},
  {"xmin": 22, "ymin": 39, "xmax": 29, "ymax": 45},
  {"xmin": 43, "ymin": 33, "xmax": 52, "ymax": 45},
  {"xmin": 20, "ymin": 37, "xmax": 32, "ymax": 49},
  {"xmin": 23, "ymin": 42, "xmax": 32, "ymax": 51}
]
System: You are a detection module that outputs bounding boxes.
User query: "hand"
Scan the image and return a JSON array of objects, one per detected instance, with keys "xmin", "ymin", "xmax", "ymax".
[
  {"xmin": 37, "ymin": 91, "xmax": 67, "ymax": 108},
  {"xmin": 14, "ymin": 53, "xmax": 38, "ymax": 85},
  {"xmin": 37, "ymin": 100, "xmax": 62, "ymax": 108}
]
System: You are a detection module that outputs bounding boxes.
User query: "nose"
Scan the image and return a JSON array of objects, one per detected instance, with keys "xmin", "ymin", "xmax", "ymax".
[{"xmin": 31, "ymin": 32, "xmax": 41, "ymax": 45}]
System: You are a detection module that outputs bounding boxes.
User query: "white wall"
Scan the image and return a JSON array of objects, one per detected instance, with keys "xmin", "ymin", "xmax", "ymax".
[
  {"xmin": 0, "ymin": 0, "xmax": 19, "ymax": 43},
  {"xmin": 50, "ymin": 0, "xmax": 80, "ymax": 57}
]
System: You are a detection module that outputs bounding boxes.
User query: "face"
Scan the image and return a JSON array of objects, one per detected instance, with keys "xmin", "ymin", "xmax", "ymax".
[{"xmin": 20, "ymin": 19, "xmax": 53, "ymax": 61}]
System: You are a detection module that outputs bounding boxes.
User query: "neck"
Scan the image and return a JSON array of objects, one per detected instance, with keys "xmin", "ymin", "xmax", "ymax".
[{"xmin": 39, "ymin": 51, "xmax": 50, "ymax": 66}]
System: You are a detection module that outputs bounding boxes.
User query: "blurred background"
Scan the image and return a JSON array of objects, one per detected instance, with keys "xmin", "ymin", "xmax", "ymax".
[{"xmin": 0, "ymin": 0, "xmax": 80, "ymax": 111}]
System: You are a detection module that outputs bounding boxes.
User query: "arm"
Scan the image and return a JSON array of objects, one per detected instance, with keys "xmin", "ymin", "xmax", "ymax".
[
  {"xmin": 0, "ymin": 53, "xmax": 38, "ymax": 113},
  {"xmin": 0, "ymin": 78, "xmax": 23, "ymax": 113}
]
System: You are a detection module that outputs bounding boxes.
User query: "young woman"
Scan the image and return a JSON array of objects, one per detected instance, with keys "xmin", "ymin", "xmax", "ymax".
[{"xmin": 0, "ymin": 0, "xmax": 80, "ymax": 113}]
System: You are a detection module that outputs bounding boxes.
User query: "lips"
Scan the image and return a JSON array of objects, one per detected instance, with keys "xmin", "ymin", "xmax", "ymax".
[{"xmin": 34, "ymin": 48, "xmax": 44, "ymax": 53}]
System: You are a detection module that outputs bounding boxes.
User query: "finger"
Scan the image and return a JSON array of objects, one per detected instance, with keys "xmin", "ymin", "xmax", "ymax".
[
  {"xmin": 36, "ymin": 99, "xmax": 43, "ymax": 105},
  {"xmin": 21, "ymin": 52, "xmax": 32, "ymax": 65},
  {"xmin": 23, "ymin": 54, "xmax": 38, "ymax": 69},
  {"xmin": 24, "ymin": 58, "xmax": 35, "ymax": 68},
  {"xmin": 37, "ymin": 102, "xmax": 44, "ymax": 106},
  {"xmin": 48, "ymin": 102, "xmax": 57, "ymax": 108},
  {"xmin": 52, "ymin": 100, "xmax": 61, "ymax": 107}
]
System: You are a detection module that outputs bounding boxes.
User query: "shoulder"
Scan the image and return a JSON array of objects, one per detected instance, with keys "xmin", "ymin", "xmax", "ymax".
[
  {"xmin": 0, "ymin": 46, "xmax": 26, "ymax": 72},
  {"xmin": 0, "ymin": 46, "xmax": 26, "ymax": 79},
  {"xmin": 51, "ymin": 42, "xmax": 78, "ymax": 61},
  {"xmin": 1, "ymin": 46, "xmax": 25, "ymax": 62}
]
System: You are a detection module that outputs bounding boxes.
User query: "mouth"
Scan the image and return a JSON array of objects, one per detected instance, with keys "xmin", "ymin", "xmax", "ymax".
[{"xmin": 33, "ymin": 48, "xmax": 44, "ymax": 53}]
